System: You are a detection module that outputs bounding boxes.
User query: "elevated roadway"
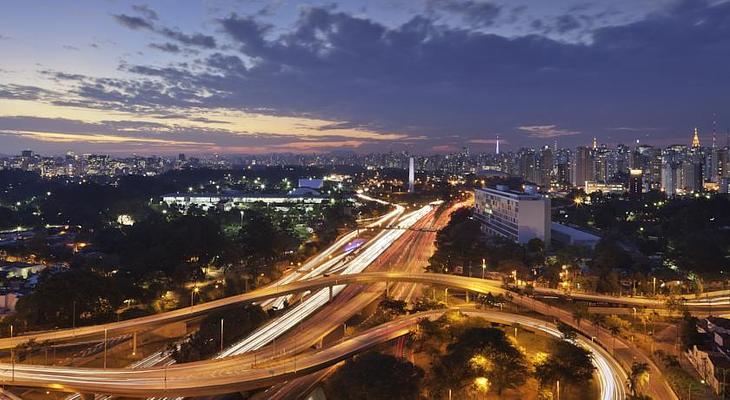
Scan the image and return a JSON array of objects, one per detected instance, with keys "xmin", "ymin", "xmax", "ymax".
[{"xmin": 0, "ymin": 309, "xmax": 626, "ymax": 399}]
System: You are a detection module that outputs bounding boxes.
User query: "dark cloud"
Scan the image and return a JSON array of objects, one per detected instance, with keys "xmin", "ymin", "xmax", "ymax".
[
  {"xmin": 157, "ymin": 28, "xmax": 216, "ymax": 49},
  {"xmin": 113, "ymin": 14, "xmax": 154, "ymax": 30},
  {"xmin": 554, "ymin": 14, "xmax": 581, "ymax": 33},
  {"xmin": 0, "ymin": 84, "xmax": 57, "ymax": 101},
  {"xmin": 427, "ymin": 0, "xmax": 502, "ymax": 28},
  {"xmin": 21, "ymin": 0, "xmax": 730, "ymax": 149},
  {"xmin": 113, "ymin": 11, "xmax": 216, "ymax": 49},
  {"xmin": 0, "ymin": 115, "xmax": 377, "ymax": 154},
  {"xmin": 132, "ymin": 4, "xmax": 158, "ymax": 21},
  {"xmin": 148, "ymin": 42, "xmax": 181, "ymax": 53}
]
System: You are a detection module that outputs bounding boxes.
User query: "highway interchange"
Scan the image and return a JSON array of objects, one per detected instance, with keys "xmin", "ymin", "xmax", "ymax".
[{"xmin": 0, "ymin": 197, "xmax": 701, "ymax": 399}]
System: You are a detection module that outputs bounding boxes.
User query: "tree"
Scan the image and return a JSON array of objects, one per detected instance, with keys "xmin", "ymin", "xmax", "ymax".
[
  {"xmin": 427, "ymin": 207, "xmax": 487, "ymax": 273},
  {"xmin": 429, "ymin": 327, "xmax": 529, "ymax": 396},
  {"xmin": 589, "ymin": 313, "xmax": 605, "ymax": 337},
  {"xmin": 679, "ymin": 314, "xmax": 703, "ymax": 350},
  {"xmin": 557, "ymin": 321, "xmax": 577, "ymax": 341},
  {"xmin": 170, "ymin": 305, "xmax": 268, "ymax": 363},
  {"xmin": 535, "ymin": 340, "xmax": 595, "ymax": 395},
  {"xmin": 325, "ymin": 352, "xmax": 424, "ymax": 400},
  {"xmin": 627, "ymin": 362, "xmax": 651, "ymax": 398},
  {"xmin": 14, "ymin": 268, "xmax": 138, "ymax": 330},
  {"xmin": 572, "ymin": 303, "xmax": 589, "ymax": 326}
]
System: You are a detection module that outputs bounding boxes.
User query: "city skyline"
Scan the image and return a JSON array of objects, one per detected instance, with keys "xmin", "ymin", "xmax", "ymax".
[{"xmin": 1, "ymin": 0, "xmax": 730, "ymax": 154}]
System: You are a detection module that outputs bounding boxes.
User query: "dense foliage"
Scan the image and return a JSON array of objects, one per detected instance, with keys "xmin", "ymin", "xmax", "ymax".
[
  {"xmin": 325, "ymin": 352, "xmax": 424, "ymax": 400},
  {"xmin": 170, "ymin": 305, "xmax": 268, "ymax": 363},
  {"xmin": 561, "ymin": 191, "xmax": 730, "ymax": 279},
  {"xmin": 427, "ymin": 207, "xmax": 544, "ymax": 276},
  {"xmin": 13, "ymin": 268, "xmax": 139, "ymax": 330}
]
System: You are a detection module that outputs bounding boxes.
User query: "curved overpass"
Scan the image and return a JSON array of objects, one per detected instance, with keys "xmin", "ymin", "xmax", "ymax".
[
  {"xmin": 0, "ymin": 309, "xmax": 625, "ymax": 399},
  {"xmin": 0, "ymin": 272, "xmax": 506, "ymax": 350},
  {"xmin": 2, "ymin": 272, "xmax": 724, "ymax": 350}
]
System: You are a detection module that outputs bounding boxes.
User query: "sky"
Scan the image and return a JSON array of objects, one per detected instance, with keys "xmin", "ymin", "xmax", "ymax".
[{"xmin": 0, "ymin": 0, "xmax": 729, "ymax": 155}]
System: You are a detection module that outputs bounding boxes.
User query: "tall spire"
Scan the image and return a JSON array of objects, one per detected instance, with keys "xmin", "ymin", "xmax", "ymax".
[
  {"xmin": 495, "ymin": 135, "xmax": 500, "ymax": 154},
  {"xmin": 692, "ymin": 127, "xmax": 701, "ymax": 148}
]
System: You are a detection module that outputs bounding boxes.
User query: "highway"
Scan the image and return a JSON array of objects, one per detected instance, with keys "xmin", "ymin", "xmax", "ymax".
[
  {"xmin": 3, "ymin": 266, "xmax": 723, "ymax": 351},
  {"xmin": 257, "ymin": 199, "xmax": 466, "ymax": 400},
  {"xmin": 3, "ymin": 261, "xmax": 727, "ymax": 352},
  {"xmin": 217, "ymin": 204, "xmax": 432, "ymax": 357},
  {"xmin": 0, "ymin": 272, "xmax": 631, "ymax": 397},
  {"xmin": 63, "ymin": 195, "xmax": 408, "ymax": 400},
  {"xmin": 0, "ymin": 309, "xmax": 626, "ymax": 399},
  {"xmin": 508, "ymin": 291, "xmax": 677, "ymax": 400}
]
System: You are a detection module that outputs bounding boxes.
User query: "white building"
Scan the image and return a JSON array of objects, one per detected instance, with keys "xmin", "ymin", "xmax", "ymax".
[
  {"xmin": 474, "ymin": 185, "xmax": 551, "ymax": 244},
  {"xmin": 162, "ymin": 192, "xmax": 328, "ymax": 211}
]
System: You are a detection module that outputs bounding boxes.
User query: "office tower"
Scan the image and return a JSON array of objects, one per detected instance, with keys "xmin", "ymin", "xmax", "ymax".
[
  {"xmin": 662, "ymin": 162, "xmax": 680, "ymax": 195},
  {"xmin": 474, "ymin": 185, "xmax": 551, "ymax": 244},
  {"xmin": 629, "ymin": 169, "xmax": 643, "ymax": 195},
  {"xmin": 556, "ymin": 162, "xmax": 570, "ymax": 185},
  {"xmin": 692, "ymin": 127, "xmax": 701, "ymax": 149},
  {"xmin": 518, "ymin": 149, "xmax": 537, "ymax": 183},
  {"xmin": 536, "ymin": 146, "xmax": 554, "ymax": 187},
  {"xmin": 680, "ymin": 160, "xmax": 703, "ymax": 193},
  {"xmin": 572, "ymin": 146, "xmax": 593, "ymax": 189},
  {"xmin": 408, "ymin": 156, "xmax": 415, "ymax": 193}
]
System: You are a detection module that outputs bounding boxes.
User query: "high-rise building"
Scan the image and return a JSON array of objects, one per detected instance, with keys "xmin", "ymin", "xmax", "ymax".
[
  {"xmin": 556, "ymin": 162, "xmax": 570, "ymax": 185},
  {"xmin": 692, "ymin": 127, "xmax": 701, "ymax": 149},
  {"xmin": 408, "ymin": 156, "xmax": 415, "ymax": 193},
  {"xmin": 679, "ymin": 161, "xmax": 702, "ymax": 193},
  {"xmin": 662, "ymin": 162, "xmax": 680, "ymax": 195},
  {"xmin": 572, "ymin": 146, "xmax": 593, "ymax": 189},
  {"xmin": 474, "ymin": 185, "xmax": 551, "ymax": 244},
  {"xmin": 629, "ymin": 169, "xmax": 643, "ymax": 195},
  {"xmin": 518, "ymin": 149, "xmax": 537, "ymax": 183},
  {"xmin": 536, "ymin": 146, "xmax": 554, "ymax": 187}
]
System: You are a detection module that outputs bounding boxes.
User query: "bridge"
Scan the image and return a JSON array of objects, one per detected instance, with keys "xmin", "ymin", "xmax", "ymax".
[{"xmin": 0, "ymin": 272, "xmax": 676, "ymax": 399}]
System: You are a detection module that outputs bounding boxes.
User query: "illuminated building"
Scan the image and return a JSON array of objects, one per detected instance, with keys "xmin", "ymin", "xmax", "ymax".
[{"xmin": 474, "ymin": 185, "xmax": 551, "ymax": 244}]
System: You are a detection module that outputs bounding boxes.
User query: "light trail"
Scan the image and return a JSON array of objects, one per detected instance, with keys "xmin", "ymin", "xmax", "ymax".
[
  {"xmin": 65, "ymin": 198, "xmax": 405, "ymax": 400},
  {"xmin": 4, "ymin": 309, "xmax": 625, "ymax": 399},
  {"xmin": 218, "ymin": 204, "xmax": 431, "ymax": 357}
]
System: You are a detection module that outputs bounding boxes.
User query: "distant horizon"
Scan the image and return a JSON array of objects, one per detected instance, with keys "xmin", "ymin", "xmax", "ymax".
[{"xmin": 1, "ymin": 130, "xmax": 724, "ymax": 159}]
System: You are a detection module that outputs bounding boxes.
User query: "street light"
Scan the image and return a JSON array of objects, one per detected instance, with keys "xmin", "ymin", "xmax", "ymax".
[
  {"xmin": 220, "ymin": 318, "xmax": 225, "ymax": 353},
  {"xmin": 482, "ymin": 258, "xmax": 486, "ymax": 279},
  {"xmin": 191, "ymin": 286, "xmax": 200, "ymax": 307}
]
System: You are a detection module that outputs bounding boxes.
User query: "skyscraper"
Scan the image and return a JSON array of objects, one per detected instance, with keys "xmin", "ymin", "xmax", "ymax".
[
  {"xmin": 408, "ymin": 156, "xmax": 415, "ymax": 193},
  {"xmin": 572, "ymin": 146, "xmax": 593, "ymax": 189},
  {"xmin": 692, "ymin": 127, "xmax": 701, "ymax": 149},
  {"xmin": 629, "ymin": 169, "xmax": 643, "ymax": 195}
]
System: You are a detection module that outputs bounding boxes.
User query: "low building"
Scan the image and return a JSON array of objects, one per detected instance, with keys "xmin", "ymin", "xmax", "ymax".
[
  {"xmin": 0, "ymin": 292, "xmax": 20, "ymax": 312},
  {"xmin": 298, "ymin": 178, "xmax": 324, "ymax": 189},
  {"xmin": 687, "ymin": 317, "xmax": 730, "ymax": 395},
  {"xmin": 550, "ymin": 223, "xmax": 601, "ymax": 249},
  {"xmin": 584, "ymin": 181, "xmax": 626, "ymax": 195},
  {"xmin": 162, "ymin": 191, "xmax": 329, "ymax": 211},
  {"xmin": 474, "ymin": 185, "xmax": 551, "ymax": 244},
  {"xmin": 0, "ymin": 262, "xmax": 46, "ymax": 279}
]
